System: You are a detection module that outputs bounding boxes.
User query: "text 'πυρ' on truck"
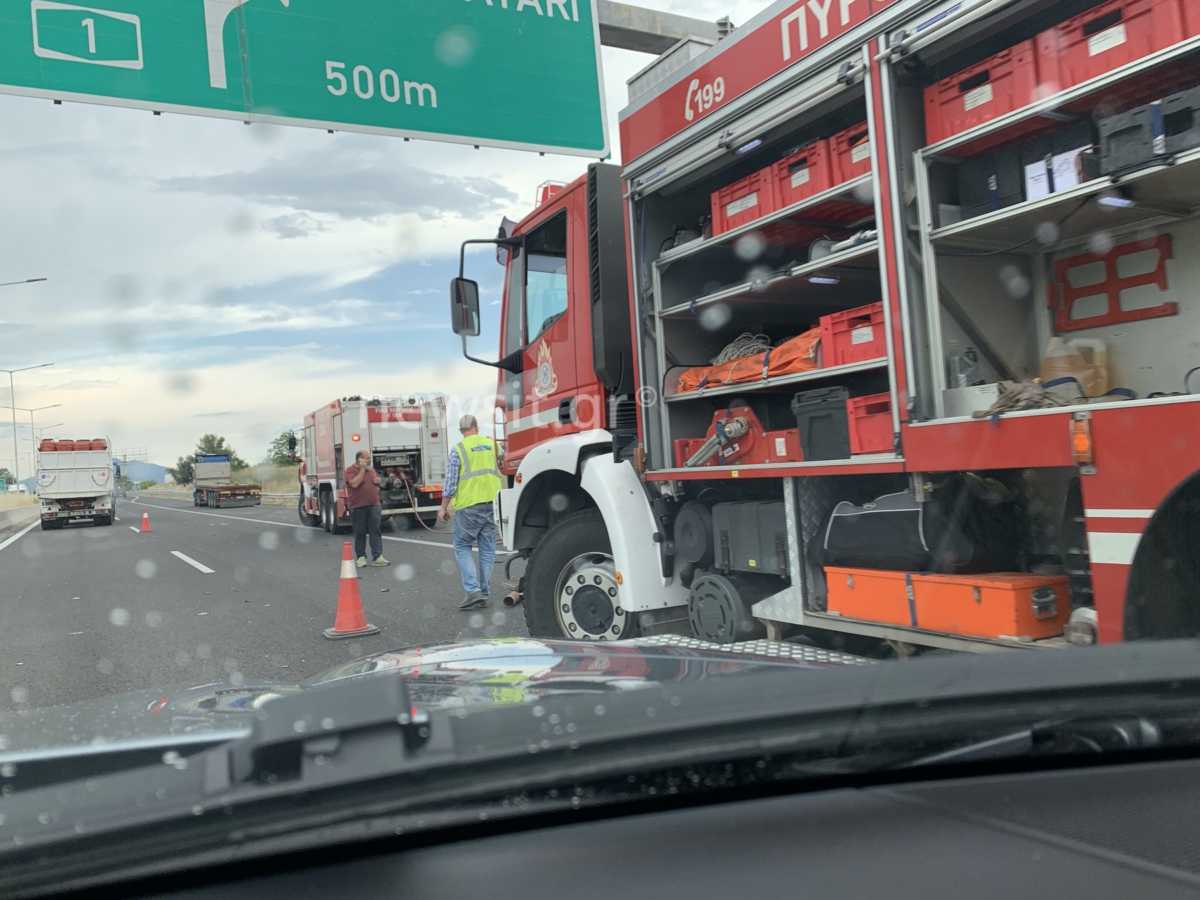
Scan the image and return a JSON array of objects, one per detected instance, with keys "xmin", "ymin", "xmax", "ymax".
[
  {"xmin": 450, "ymin": 0, "xmax": 1200, "ymax": 653},
  {"xmin": 297, "ymin": 395, "xmax": 448, "ymax": 533},
  {"xmin": 36, "ymin": 438, "xmax": 117, "ymax": 529},
  {"xmin": 192, "ymin": 455, "xmax": 262, "ymax": 508}
]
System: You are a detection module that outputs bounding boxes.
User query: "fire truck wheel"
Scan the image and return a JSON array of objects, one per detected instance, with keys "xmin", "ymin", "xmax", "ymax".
[
  {"xmin": 298, "ymin": 496, "xmax": 319, "ymax": 528},
  {"xmin": 320, "ymin": 493, "xmax": 333, "ymax": 533},
  {"xmin": 524, "ymin": 510, "xmax": 636, "ymax": 641}
]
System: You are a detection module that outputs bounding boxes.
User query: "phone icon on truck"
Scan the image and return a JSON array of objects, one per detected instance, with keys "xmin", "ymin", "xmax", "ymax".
[{"xmin": 31, "ymin": 1, "xmax": 144, "ymax": 70}]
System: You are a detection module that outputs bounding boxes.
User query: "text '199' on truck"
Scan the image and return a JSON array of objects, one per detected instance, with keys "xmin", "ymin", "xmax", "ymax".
[{"xmin": 452, "ymin": 0, "xmax": 1200, "ymax": 653}]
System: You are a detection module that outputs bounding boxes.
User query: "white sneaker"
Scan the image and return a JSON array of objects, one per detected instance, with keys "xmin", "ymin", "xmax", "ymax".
[
  {"xmin": 372, "ymin": 556, "xmax": 390, "ymax": 567},
  {"xmin": 356, "ymin": 556, "xmax": 368, "ymax": 568}
]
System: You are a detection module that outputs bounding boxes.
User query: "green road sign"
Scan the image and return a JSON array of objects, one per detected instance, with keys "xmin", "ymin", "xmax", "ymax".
[{"xmin": 1, "ymin": 0, "xmax": 608, "ymax": 157}]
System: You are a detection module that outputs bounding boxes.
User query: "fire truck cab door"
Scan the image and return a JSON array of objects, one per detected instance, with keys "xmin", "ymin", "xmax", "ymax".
[{"xmin": 500, "ymin": 202, "xmax": 590, "ymax": 470}]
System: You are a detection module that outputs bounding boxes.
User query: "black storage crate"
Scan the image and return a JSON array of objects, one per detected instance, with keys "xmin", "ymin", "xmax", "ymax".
[
  {"xmin": 1164, "ymin": 86, "xmax": 1200, "ymax": 155},
  {"xmin": 791, "ymin": 386, "xmax": 850, "ymax": 461},
  {"xmin": 957, "ymin": 147, "xmax": 1024, "ymax": 219},
  {"xmin": 1098, "ymin": 102, "xmax": 1163, "ymax": 175},
  {"xmin": 711, "ymin": 501, "xmax": 788, "ymax": 577}
]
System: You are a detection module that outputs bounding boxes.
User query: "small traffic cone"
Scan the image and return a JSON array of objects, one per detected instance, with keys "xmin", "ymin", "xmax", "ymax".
[
  {"xmin": 139, "ymin": 511, "xmax": 153, "ymax": 534},
  {"xmin": 323, "ymin": 541, "xmax": 380, "ymax": 640}
]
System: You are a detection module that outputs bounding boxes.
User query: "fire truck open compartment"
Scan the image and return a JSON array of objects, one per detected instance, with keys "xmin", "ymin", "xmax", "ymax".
[
  {"xmin": 630, "ymin": 51, "xmax": 899, "ymax": 476},
  {"xmin": 891, "ymin": 0, "xmax": 1200, "ymax": 422}
]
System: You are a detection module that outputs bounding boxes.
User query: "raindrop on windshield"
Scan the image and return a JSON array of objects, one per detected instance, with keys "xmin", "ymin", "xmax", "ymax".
[
  {"xmin": 491, "ymin": 610, "xmax": 507, "ymax": 626},
  {"xmin": 733, "ymin": 231, "xmax": 766, "ymax": 262},
  {"xmin": 108, "ymin": 608, "xmax": 131, "ymax": 627},
  {"xmin": 548, "ymin": 493, "xmax": 569, "ymax": 512},
  {"xmin": 135, "ymin": 559, "xmax": 158, "ymax": 580},
  {"xmin": 226, "ymin": 210, "xmax": 255, "ymax": 235},
  {"xmin": 165, "ymin": 372, "xmax": 195, "ymax": 395},
  {"xmin": 96, "ymin": 659, "xmax": 115, "ymax": 675},
  {"xmin": 468, "ymin": 612, "xmax": 485, "ymax": 629},
  {"xmin": 439, "ymin": 559, "xmax": 456, "ymax": 576},
  {"xmin": 1035, "ymin": 222, "xmax": 1060, "ymax": 246},
  {"xmin": 293, "ymin": 527, "xmax": 313, "ymax": 545},
  {"xmin": 393, "ymin": 563, "xmax": 415, "ymax": 582},
  {"xmin": 698, "ymin": 303, "xmax": 732, "ymax": 332},
  {"xmin": 1088, "ymin": 231, "xmax": 1115, "ymax": 256},
  {"xmin": 998, "ymin": 264, "xmax": 1030, "ymax": 299},
  {"xmin": 258, "ymin": 531, "xmax": 280, "ymax": 551},
  {"xmin": 1, "ymin": 763, "xmax": 16, "ymax": 778},
  {"xmin": 435, "ymin": 26, "xmax": 477, "ymax": 66},
  {"xmin": 145, "ymin": 610, "xmax": 164, "ymax": 628}
]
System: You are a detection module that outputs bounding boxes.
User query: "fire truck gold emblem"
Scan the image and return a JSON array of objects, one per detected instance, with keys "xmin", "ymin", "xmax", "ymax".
[{"xmin": 533, "ymin": 339, "xmax": 559, "ymax": 398}]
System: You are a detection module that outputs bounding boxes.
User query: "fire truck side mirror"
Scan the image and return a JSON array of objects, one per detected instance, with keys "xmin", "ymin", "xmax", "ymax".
[{"xmin": 450, "ymin": 277, "xmax": 481, "ymax": 337}]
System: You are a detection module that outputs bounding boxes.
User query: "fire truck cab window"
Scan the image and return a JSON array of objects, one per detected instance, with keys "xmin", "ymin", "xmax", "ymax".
[{"xmin": 522, "ymin": 212, "xmax": 568, "ymax": 344}]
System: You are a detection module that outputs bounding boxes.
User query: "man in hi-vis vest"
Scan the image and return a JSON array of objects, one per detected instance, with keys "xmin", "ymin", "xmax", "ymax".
[{"xmin": 438, "ymin": 414, "xmax": 503, "ymax": 610}]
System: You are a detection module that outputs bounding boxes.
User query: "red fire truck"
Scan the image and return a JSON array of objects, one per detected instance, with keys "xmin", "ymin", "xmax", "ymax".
[
  {"xmin": 451, "ymin": 0, "xmax": 1200, "ymax": 652},
  {"xmin": 298, "ymin": 395, "xmax": 448, "ymax": 532}
]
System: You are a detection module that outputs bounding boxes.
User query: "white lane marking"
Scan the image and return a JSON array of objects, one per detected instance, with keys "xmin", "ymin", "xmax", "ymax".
[
  {"xmin": 171, "ymin": 550, "xmax": 215, "ymax": 574},
  {"xmin": 1087, "ymin": 531, "xmax": 1142, "ymax": 566},
  {"xmin": 1085, "ymin": 508, "xmax": 1154, "ymax": 519},
  {"xmin": 0, "ymin": 521, "xmax": 38, "ymax": 553},
  {"xmin": 133, "ymin": 500, "xmax": 498, "ymax": 554},
  {"xmin": 129, "ymin": 526, "xmax": 141, "ymax": 534}
]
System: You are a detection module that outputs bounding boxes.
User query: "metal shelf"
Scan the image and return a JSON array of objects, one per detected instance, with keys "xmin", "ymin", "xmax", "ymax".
[
  {"xmin": 665, "ymin": 357, "xmax": 888, "ymax": 403},
  {"xmin": 921, "ymin": 35, "xmax": 1200, "ymax": 160},
  {"xmin": 646, "ymin": 454, "xmax": 905, "ymax": 480},
  {"xmin": 656, "ymin": 174, "xmax": 875, "ymax": 267},
  {"xmin": 928, "ymin": 147, "xmax": 1200, "ymax": 252},
  {"xmin": 659, "ymin": 241, "xmax": 880, "ymax": 320}
]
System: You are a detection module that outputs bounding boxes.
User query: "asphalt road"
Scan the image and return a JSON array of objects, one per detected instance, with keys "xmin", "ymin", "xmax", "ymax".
[{"xmin": 0, "ymin": 496, "xmax": 527, "ymax": 712}]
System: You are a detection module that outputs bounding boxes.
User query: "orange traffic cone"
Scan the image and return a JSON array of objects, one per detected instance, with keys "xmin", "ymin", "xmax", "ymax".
[
  {"xmin": 139, "ymin": 511, "xmax": 153, "ymax": 534},
  {"xmin": 323, "ymin": 541, "xmax": 380, "ymax": 640}
]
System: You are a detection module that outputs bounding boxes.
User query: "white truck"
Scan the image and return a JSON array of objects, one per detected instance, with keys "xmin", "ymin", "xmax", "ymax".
[{"xmin": 36, "ymin": 439, "xmax": 116, "ymax": 530}]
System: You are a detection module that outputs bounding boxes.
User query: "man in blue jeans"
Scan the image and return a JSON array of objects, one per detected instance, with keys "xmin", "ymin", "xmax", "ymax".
[{"xmin": 437, "ymin": 415, "xmax": 503, "ymax": 610}]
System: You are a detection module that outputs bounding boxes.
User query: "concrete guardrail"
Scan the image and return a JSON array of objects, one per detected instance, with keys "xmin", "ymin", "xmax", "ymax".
[{"xmin": 0, "ymin": 505, "xmax": 39, "ymax": 530}]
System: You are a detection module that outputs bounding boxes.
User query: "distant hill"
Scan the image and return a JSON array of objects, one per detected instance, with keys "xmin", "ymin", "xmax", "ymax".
[{"xmin": 119, "ymin": 461, "xmax": 169, "ymax": 484}]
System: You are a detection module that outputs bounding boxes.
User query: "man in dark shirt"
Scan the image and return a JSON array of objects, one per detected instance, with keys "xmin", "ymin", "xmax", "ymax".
[{"xmin": 345, "ymin": 449, "xmax": 388, "ymax": 568}]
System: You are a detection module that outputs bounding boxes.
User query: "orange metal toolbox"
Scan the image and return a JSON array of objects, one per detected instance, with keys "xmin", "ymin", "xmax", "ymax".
[{"xmin": 824, "ymin": 567, "xmax": 1070, "ymax": 640}]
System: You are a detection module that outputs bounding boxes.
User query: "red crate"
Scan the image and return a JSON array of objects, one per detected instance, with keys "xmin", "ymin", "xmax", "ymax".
[
  {"xmin": 38, "ymin": 439, "xmax": 57, "ymax": 452},
  {"xmin": 847, "ymin": 393, "xmax": 893, "ymax": 454},
  {"xmin": 831, "ymin": 122, "xmax": 872, "ymax": 183},
  {"xmin": 710, "ymin": 168, "xmax": 778, "ymax": 236},
  {"xmin": 771, "ymin": 140, "xmax": 833, "ymax": 208},
  {"xmin": 819, "ymin": 301, "xmax": 886, "ymax": 366},
  {"xmin": 924, "ymin": 40, "xmax": 1042, "ymax": 144},
  {"xmin": 1037, "ymin": 0, "xmax": 1185, "ymax": 91}
]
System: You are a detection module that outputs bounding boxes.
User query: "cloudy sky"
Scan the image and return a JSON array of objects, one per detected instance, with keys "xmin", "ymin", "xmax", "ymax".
[{"xmin": 0, "ymin": 0, "xmax": 759, "ymax": 474}]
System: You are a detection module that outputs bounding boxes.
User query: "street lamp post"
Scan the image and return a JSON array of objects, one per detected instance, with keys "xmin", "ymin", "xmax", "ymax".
[
  {"xmin": 8, "ymin": 404, "xmax": 64, "ymax": 475},
  {"xmin": 2, "ymin": 364, "xmax": 54, "ymax": 484}
]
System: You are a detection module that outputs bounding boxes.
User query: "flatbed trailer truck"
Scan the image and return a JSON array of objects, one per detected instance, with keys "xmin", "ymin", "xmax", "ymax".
[
  {"xmin": 451, "ymin": 0, "xmax": 1200, "ymax": 652},
  {"xmin": 193, "ymin": 454, "xmax": 262, "ymax": 508}
]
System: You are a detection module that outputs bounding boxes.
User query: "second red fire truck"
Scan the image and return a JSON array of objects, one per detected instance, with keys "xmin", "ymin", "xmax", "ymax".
[{"xmin": 298, "ymin": 395, "xmax": 448, "ymax": 533}]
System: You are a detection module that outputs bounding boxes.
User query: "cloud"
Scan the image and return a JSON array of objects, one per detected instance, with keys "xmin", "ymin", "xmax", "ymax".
[
  {"xmin": 158, "ymin": 142, "xmax": 519, "ymax": 222},
  {"xmin": 263, "ymin": 212, "xmax": 330, "ymax": 240},
  {"xmin": 192, "ymin": 411, "xmax": 239, "ymax": 418}
]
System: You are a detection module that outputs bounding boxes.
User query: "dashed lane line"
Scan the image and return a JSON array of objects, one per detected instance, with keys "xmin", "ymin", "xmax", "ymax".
[{"xmin": 171, "ymin": 550, "xmax": 215, "ymax": 575}]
